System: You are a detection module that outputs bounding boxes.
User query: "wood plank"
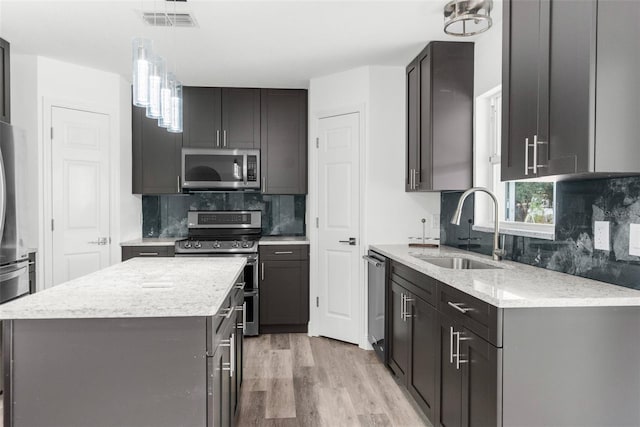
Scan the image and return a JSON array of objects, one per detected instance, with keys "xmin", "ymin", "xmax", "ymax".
[
  {"xmin": 316, "ymin": 387, "xmax": 359, "ymax": 426},
  {"xmin": 265, "ymin": 378, "xmax": 296, "ymax": 419}
]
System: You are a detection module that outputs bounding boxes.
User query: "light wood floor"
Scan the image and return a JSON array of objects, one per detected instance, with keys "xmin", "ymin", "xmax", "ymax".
[{"xmin": 237, "ymin": 333, "xmax": 430, "ymax": 427}]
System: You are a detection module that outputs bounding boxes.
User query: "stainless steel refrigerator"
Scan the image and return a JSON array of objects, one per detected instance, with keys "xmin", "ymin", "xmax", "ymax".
[{"xmin": 0, "ymin": 121, "xmax": 29, "ymax": 304}]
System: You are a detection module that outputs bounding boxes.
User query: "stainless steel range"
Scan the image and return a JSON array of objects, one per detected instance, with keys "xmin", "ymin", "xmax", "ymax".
[{"xmin": 175, "ymin": 210, "xmax": 261, "ymax": 336}]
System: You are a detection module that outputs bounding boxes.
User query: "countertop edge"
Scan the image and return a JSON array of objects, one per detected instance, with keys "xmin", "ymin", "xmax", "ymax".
[{"xmin": 370, "ymin": 244, "xmax": 640, "ymax": 309}]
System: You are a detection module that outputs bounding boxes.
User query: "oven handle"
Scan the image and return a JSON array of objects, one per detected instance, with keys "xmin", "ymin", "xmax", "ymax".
[{"xmin": 244, "ymin": 290, "xmax": 258, "ymax": 297}]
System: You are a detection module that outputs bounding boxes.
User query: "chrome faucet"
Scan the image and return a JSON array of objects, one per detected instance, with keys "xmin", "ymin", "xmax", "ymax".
[{"xmin": 450, "ymin": 187, "xmax": 506, "ymax": 261}]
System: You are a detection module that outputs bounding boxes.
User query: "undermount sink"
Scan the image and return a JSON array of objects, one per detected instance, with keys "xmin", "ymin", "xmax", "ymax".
[{"xmin": 411, "ymin": 254, "xmax": 501, "ymax": 270}]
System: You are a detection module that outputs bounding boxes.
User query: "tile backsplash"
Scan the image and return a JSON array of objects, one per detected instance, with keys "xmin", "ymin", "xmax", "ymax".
[
  {"xmin": 143, "ymin": 193, "xmax": 306, "ymax": 238},
  {"xmin": 440, "ymin": 176, "xmax": 640, "ymax": 290}
]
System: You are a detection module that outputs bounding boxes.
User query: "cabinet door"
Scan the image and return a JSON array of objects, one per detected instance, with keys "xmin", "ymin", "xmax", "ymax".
[
  {"xmin": 407, "ymin": 295, "xmax": 437, "ymax": 422},
  {"xmin": 461, "ymin": 327, "xmax": 499, "ymax": 427},
  {"xmin": 259, "ymin": 259, "xmax": 308, "ymax": 326},
  {"xmin": 260, "ymin": 89, "xmax": 307, "ymax": 194},
  {"xmin": 132, "ymin": 105, "xmax": 182, "ymax": 194},
  {"xmin": 501, "ymin": 0, "xmax": 542, "ymax": 181},
  {"xmin": 183, "ymin": 87, "xmax": 222, "ymax": 148},
  {"xmin": 438, "ymin": 313, "xmax": 462, "ymax": 427},
  {"xmin": 389, "ymin": 282, "xmax": 410, "ymax": 383},
  {"xmin": 0, "ymin": 37, "xmax": 10, "ymax": 123},
  {"xmin": 406, "ymin": 59, "xmax": 419, "ymax": 192},
  {"xmin": 221, "ymin": 88, "xmax": 260, "ymax": 149},
  {"xmin": 544, "ymin": 0, "xmax": 595, "ymax": 176},
  {"xmin": 233, "ymin": 303, "xmax": 244, "ymax": 418},
  {"xmin": 208, "ymin": 346, "xmax": 226, "ymax": 427},
  {"xmin": 417, "ymin": 50, "xmax": 432, "ymax": 191}
]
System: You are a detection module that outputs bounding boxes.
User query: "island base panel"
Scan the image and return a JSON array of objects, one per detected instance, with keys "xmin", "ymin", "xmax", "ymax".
[{"xmin": 4, "ymin": 317, "xmax": 207, "ymax": 427}]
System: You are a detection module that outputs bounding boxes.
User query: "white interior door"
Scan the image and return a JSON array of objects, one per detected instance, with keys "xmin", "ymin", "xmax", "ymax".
[
  {"xmin": 317, "ymin": 112, "xmax": 361, "ymax": 344},
  {"xmin": 51, "ymin": 106, "xmax": 111, "ymax": 286}
]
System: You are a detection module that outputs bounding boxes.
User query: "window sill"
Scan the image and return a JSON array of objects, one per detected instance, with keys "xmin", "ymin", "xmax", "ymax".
[{"xmin": 472, "ymin": 222, "xmax": 555, "ymax": 241}]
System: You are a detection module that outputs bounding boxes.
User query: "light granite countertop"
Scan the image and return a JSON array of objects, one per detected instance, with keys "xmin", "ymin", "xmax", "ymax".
[
  {"xmin": 259, "ymin": 236, "xmax": 309, "ymax": 245},
  {"xmin": 0, "ymin": 257, "xmax": 246, "ymax": 320},
  {"xmin": 370, "ymin": 244, "xmax": 640, "ymax": 308},
  {"xmin": 120, "ymin": 238, "xmax": 180, "ymax": 247}
]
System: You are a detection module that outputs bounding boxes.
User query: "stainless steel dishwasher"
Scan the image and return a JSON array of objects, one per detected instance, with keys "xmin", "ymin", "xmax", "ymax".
[{"xmin": 363, "ymin": 250, "xmax": 387, "ymax": 363}]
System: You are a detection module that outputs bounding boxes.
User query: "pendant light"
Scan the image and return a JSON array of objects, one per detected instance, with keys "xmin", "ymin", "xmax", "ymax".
[
  {"xmin": 158, "ymin": 72, "xmax": 175, "ymax": 128},
  {"xmin": 444, "ymin": 0, "xmax": 493, "ymax": 37},
  {"xmin": 168, "ymin": 81, "xmax": 183, "ymax": 133},
  {"xmin": 146, "ymin": 55, "xmax": 165, "ymax": 119},
  {"xmin": 132, "ymin": 38, "xmax": 152, "ymax": 107}
]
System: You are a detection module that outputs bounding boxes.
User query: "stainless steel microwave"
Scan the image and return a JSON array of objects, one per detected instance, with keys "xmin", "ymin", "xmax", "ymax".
[{"xmin": 181, "ymin": 148, "xmax": 260, "ymax": 190}]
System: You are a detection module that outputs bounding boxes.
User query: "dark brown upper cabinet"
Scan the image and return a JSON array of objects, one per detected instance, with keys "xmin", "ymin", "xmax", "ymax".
[
  {"xmin": 132, "ymin": 105, "xmax": 182, "ymax": 194},
  {"xmin": 183, "ymin": 87, "xmax": 260, "ymax": 149},
  {"xmin": 406, "ymin": 41, "xmax": 474, "ymax": 192},
  {"xmin": 0, "ymin": 37, "xmax": 10, "ymax": 124},
  {"xmin": 260, "ymin": 89, "xmax": 308, "ymax": 195},
  {"xmin": 502, "ymin": 0, "xmax": 640, "ymax": 181}
]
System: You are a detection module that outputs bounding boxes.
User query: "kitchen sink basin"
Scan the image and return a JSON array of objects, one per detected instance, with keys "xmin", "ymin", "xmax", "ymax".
[{"xmin": 411, "ymin": 254, "xmax": 501, "ymax": 270}]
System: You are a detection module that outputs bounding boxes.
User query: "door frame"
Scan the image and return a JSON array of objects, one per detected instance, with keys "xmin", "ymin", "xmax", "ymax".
[
  {"xmin": 308, "ymin": 104, "xmax": 369, "ymax": 349},
  {"xmin": 41, "ymin": 97, "xmax": 117, "ymax": 289}
]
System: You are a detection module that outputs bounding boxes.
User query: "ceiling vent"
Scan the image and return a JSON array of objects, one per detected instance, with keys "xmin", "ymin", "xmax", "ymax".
[{"xmin": 142, "ymin": 12, "xmax": 198, "ymax": 28}]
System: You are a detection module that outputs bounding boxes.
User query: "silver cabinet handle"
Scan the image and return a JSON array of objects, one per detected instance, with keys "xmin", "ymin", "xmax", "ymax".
[
  {"xmin": 219, "ymin": 306, "xmax": 234, "ymax": 319},
  {"xmin": 261, "ymin": 262, "xmax": 265, "ymax": 281},
  {"xmin": 138, "ymin": 252, "xmax": 159, "ymax": 256},
  {"xmin": 524, "ymin": 137, "xmax": 529, "ymax": 176},
  {"xmin": 223, "ymin": 130, "xmax": 227, "ymax": 147},
  {"xmin": 449, "ymin": 326, "xmax": 455, "ymax": 364},
  {"xmin": 216, "ymin": 130, "xmax": 220, "ymax": 147},
  {"xmin": 413, "ymin": 169, "xmax": 419, "ymax": 189},
  {"xmin": 177, "ymin": 175, "xmax": 181, "ymax": 193},
  {"xmin": 454, "ymin": 330, "xmax": 462, "ymax": 370},
  {"xmin": 400, "ymin": 293, "xmax": 406, "ymax": 321},
  {"xmin": 448, "ymin": 301, "xmax": 470, "ymax": 314},
  {"xmin": 410, "ymin": 169, "xmax": 415, "ymax": 189},
  {"xmin": 230, "ymin": 333, "xmax": 235, "ymax": 377},
  {"xmin": 404, "ymin": 296, "xmax": 414, "ymax": 319},
  {"xmin": 262, "ymin": 177, "xmax": 266, "ymax": 192},
  {"xmin": 274, "ymin": 251, "xmax": 293, "ymax": 255},
  {"xmin": 533, "ymin": 134, "xmax": 538, "ymax": 175}
]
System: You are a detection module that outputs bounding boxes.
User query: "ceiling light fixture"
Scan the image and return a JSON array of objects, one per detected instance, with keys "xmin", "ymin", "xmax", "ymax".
[{"xmin": 443, "ymin": 0, "xmax": 493, "ymax": 37}]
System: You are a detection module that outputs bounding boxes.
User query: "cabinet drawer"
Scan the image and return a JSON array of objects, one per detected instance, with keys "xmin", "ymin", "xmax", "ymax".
[
  {"xmin": 438, "ymin": 283, "xmax": 502, "ymax": 347},
  {"xmin": 259, "ymin": 245, "xmax": 308, "ymax": 261},
  {"xmin": 122, "ymin": 246, "xmax": 175, "ymax": 261},
  {"xmin": 390, "ymin": 261, "xmax": 436, "ymax": 307}
]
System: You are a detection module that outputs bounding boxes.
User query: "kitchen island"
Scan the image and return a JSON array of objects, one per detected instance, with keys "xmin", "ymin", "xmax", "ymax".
[
  {"xmin": 371, "ymin": 244, "xmax": 640, "ymax": 427},
  {"xmin": 0, "ymin": 257, "xmax": 246, "ymax": 427}
]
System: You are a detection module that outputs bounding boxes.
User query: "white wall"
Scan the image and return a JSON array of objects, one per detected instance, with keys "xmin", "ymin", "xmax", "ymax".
[
  {"xmin": 11, "ymin": 55, "xmax": 141, "ymax": 290},
  {"xmin": 474, "ymin": 24, "xmax": 502, "ymax": 97},
  {"xmin": 307, "ymin": 66, "xmax": 441, "ymax": 347}
]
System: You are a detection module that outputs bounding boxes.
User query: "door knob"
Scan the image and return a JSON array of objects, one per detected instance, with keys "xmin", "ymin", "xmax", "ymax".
[
  {"xmin": 339, "ymin": 237, "xmax": 357, "ymax": 246},
  {"xmin": 88, "ymin": 237, "xmax": 109, "ymax": 245}
]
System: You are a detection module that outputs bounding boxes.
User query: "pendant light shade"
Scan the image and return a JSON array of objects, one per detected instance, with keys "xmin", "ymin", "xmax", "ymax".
[
  {"xmin": 168, "ymin": 81, "xmax": 183, "ymax": 133},
  {"xmin": 132, "ymin": 38, "xmax": 152, "ymax": 107},
  {"xmin": 158, "ymin": 72, "xmax": 176, "ymax": 128},
  {"xmin": 444, "ymin": 0, "xmax": 493, "ymax": 37},
  {"xmin": 146, "ymin": 55, "xmax": 165, "ymax": 119}
]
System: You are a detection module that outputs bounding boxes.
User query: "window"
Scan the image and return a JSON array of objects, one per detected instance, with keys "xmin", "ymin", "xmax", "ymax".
[{"xmin": 474, "ymin": 86, "xmax": 555, "ymax": 239}]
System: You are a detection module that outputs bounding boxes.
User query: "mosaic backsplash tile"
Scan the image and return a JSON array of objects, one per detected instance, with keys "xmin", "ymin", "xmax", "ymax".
[
  {"xmin": 441, "ymin": 176, "xmax": 640, "ymax": 290},
  {"xmin": 143, "ymin": 193, "xmax": 306, "ymax": 238}
]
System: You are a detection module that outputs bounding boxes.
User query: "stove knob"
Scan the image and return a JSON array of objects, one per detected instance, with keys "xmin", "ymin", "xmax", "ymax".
[
  {"xmin": 242, "ymin": 241, "xmax": 251, "ymax": 248},
  {"xmin": 184, "ymin": 241, "xmax": 192, "ymax": 249},
  {"xmin": 213, "ymin": 241, "xmax": 221, "ymax": 249},
  {"xmin": 194, "ymin": 241, "xmax": 202, "ymax": 249},
  {"xmin": 232, "ymin": 241, "xmax": 240, "ymax": 248}
]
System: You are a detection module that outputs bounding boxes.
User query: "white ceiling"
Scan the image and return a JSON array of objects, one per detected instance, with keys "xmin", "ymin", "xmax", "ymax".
[{"xmin": 0, "ymin": 0, "xmax": 501, "ymax": 88}]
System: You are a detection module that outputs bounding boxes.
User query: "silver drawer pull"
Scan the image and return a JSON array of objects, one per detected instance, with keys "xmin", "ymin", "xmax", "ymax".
[
  {"xmin": 138, "ymin": 252, "xmax": 159, "ymax": 256},
  {"xmin": 448, "ymin": 301, "xmax": 470, "ymax": 314},
  {"xmin": 274, "ymin": 251, "xmax": 294, "ymax": 255},
  {"xmin": 219, "ymin": 306, "xmax": 235, "ymax": 319}
]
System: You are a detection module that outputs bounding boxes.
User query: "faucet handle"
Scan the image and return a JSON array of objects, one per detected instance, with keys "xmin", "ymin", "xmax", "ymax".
[{"xmin": 494, "ymin": 248, "xmax": 507, "ymax": 258}]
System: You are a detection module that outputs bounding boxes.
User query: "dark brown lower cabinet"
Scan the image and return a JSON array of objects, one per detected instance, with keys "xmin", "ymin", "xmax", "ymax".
[
  {"xmin": 121, "ymin": 245, "xmax": 175, "ymax": 261},
  {"xmin": 438, "ymin": 313, "xmax": 499, "ymax": 427},
  {"xmin": 388, "ymin": 264, "xmax": 438, "ymax": 422},
  {"xmin": 259, "ymin": 244, "xmax": 309, "ymax": 333}
]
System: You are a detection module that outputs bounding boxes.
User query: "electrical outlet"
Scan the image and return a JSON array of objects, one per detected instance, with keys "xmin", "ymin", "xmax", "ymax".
[
  {"xmin": 629, "ymin": 224, "xmax": 640, "ymax": 256},
  {"xmin": 594, "ymin": 221, "xmax": 610, "ymax": 251}
]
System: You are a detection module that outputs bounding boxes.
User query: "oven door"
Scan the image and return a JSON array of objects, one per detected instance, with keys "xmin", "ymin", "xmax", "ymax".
[{"xmin": 182, "ymin": 148, "xmax": 260, "ymax": 190}]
